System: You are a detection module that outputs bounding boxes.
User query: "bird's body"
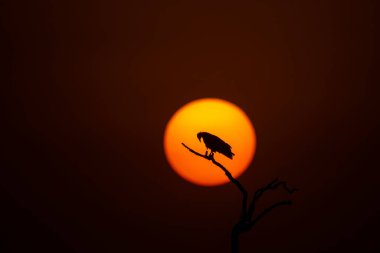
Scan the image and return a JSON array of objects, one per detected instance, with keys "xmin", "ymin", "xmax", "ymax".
[{"xmin": 197, "ymin": 132, "xmax": 235, "ymax": 159}]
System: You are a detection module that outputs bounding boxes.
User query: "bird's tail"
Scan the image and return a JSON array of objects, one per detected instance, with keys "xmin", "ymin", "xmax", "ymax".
[{"xmin": 226, "ymin": 151, "xmax": 235, "ymax": 159}]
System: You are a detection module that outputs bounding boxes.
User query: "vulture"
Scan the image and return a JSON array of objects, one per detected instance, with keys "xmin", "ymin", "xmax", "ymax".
[{"xmin": 197, "ymin": 132, "xmax": 235, "ymax": 159}]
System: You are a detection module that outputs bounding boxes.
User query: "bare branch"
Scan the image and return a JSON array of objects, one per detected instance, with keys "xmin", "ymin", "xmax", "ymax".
[
  {"xmin": 182, "ymin": 142, "xmax": 297, "ymax": 253},
  {"xmin": 181, "ymin": 143, "xmax": 210, "ymax": 160},
  {"xmin": 247, "ymin": 179, "xmax": 297, "ymax": 220},
  {"xmin": 247, "ymin": 200, "xmax": 293, "ymax": 230},
  {"xmin": 273, "ymin": 181, "xmax": 298, "ymax": 194},
  {"xmin": 182, "ymin": 143, "xmax": 248, "ymax": 220}
]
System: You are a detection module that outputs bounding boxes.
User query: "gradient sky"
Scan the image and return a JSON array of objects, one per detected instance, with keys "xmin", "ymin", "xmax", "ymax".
[{"xmin": 2, "ymin": 1, "xmax": 379, "ymax": 252}]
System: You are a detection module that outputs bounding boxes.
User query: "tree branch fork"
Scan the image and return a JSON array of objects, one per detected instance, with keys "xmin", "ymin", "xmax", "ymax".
[{"xmin": 181, "ymin": 143, "xmax": 298, "ymax": 252}]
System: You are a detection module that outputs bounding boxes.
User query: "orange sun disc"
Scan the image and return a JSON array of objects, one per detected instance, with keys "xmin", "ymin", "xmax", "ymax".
[{"xmin": 164, "ymin": 98, "xmax": 256, "ymax": 186}]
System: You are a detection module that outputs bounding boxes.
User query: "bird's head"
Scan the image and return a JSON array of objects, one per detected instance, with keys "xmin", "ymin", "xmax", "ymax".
[{"xmin": 197, "ymin": 132, "xmax": 204, "ymax": 142}]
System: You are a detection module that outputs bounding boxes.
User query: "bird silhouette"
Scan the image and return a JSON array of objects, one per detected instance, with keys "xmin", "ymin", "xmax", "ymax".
[{"xmin": 197, "ymin": 132, "xmax": 235, "ymax": 159}]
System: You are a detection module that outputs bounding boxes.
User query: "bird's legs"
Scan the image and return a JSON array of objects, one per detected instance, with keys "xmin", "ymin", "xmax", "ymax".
[{"xmin": 205, "ymin": 149, "xmax": 215, "ymax": 158}]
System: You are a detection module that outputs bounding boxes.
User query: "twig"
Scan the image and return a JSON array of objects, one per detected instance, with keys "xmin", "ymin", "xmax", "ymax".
[
  {"xmin": 247, "ymin": 179, "xmax": 297, "ymax": 220},
  {"xmin": 247, "ymin": 200, "xmax": 293, "ymax": 230}
]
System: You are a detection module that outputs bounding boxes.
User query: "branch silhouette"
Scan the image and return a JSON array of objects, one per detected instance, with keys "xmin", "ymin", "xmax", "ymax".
[{"xmin": 181, "ymin": 143, "xmax": 297, "ymax": 253}]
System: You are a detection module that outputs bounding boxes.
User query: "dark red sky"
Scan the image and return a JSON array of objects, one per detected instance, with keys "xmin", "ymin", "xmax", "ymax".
[{"xmin": 2, "ymin": 1, "xmax": 379, "ymax": 252}]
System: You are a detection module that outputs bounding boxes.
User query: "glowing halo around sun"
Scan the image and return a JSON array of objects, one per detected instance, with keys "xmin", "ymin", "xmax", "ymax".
[{"xmin": 164, "ymin": 98, "xmax": 256, "ymax": 186}]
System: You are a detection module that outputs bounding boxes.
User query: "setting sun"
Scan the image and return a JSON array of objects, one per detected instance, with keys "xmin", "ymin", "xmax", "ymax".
[{"xmin": 164, "ymin": 98, "xmax": 256, "ymax": 186}]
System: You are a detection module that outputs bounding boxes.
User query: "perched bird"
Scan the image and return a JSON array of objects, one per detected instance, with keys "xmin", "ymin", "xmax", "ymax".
[{"xmin": 197, "ymin": 132, "xmax": 235, "ymax": 159}]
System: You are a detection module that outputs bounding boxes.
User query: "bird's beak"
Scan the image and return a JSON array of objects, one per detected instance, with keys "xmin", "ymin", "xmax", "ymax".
[{"xmin": 197, "ymin": 135, "xmax": 201, "ymax": 142}]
